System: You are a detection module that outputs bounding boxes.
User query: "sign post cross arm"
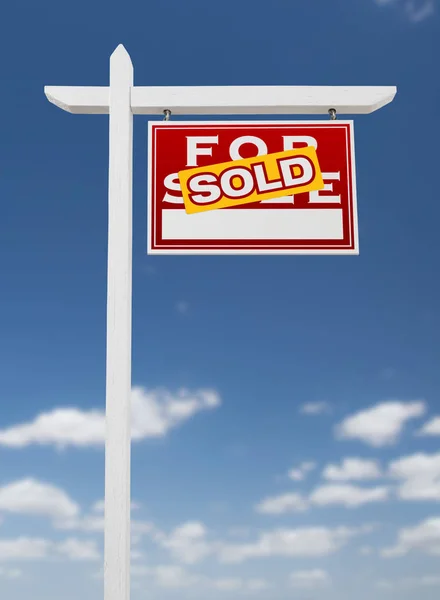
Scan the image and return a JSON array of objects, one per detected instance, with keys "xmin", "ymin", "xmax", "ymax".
[{"xmin": 46, "ymin": 82, "xmax": 396, "ymax": 116}]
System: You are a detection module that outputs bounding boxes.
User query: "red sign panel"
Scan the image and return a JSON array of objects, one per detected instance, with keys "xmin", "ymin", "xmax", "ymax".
[{"xmin": 148, "ymin": 121, "xmax": 358, "ymax": 254}]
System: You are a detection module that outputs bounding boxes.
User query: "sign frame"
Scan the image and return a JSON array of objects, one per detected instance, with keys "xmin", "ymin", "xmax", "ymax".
[{"xmin": 147, "ymin": 120, "xmax": 359, "ymax": 255}]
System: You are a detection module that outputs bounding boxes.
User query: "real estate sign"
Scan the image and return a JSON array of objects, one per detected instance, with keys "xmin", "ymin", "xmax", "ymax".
[{"xmin": 148, "ymin": 121, "xmax": 358, "ymax": 254}]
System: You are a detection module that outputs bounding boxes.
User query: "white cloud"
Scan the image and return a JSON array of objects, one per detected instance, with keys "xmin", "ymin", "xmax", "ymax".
[
  {"xmin": 218, "ymin": 525, "xmax": 367, "ymax": 563},
  {"xmin": 377, "ymin": 574, "xmax": 440, "ymax": 589},
  {"xmin": 405, "ymin": 0, "xmax": 435, "ymax": 21},
  {"xmin": 0, "ymin": 537, "xmax": 51, "ymax": 561},
  {"xmin": 256, "ymin": 480, "xmax": 388, "ymax": 513},
  {"xmin": 138, "ymin": 565, "xmax": 269, "ymax": 593},
  {"xmin": 255, "ymin": 493, "xmax": 309, "ymax": 515},
  {"xmin": 0, "ymin": 567, "xmax": 23, "ymax": 579},
  {"xmin": 377, "ymin": 575, "xmax": 440, "ymax": 589},
  {"xmin": 212, "ymin": 578, "xmax": 245, "ymax": 591},
  {"xmin": 130, "ymin": 565, "xmax": 149, "ymax": 577},
  {"xmin": 133, "ymin": 519, "xmax": 161, "ymax": 540},
  {"xmin": 56, "ymin": 538, "xmax": 100, "ymax": 561},
  {"xmin": 160, "ymin": 522, "xmax": 213, "ymax": 565},
  {"xmin": 244, "ymin": 579, "xmax": 269, "ymax": 592},
  {"xmin": 388, "ymin": 452, "xmax": 440, "ymax": 500},
  {"xmin": 212, "ymin": 578, "xmax": 268, "ymax": 592},
  {"xmin": 92, "ymin": 500, "xmax": 105, "ymax": 513},
  {"xmin": 381, "ymin": 517, "xmax": 440, "ymax": 557},
  {"xmin": 287, "ymin": 470, "xmax": 304, "ymax": 482},
  {"xmin": 407, "ymin": 575, "xmax": 440, "ymax": 586},
  {"xmin": 0, "ymin": 386, "xmax": 221, "ymax": 448},
  {"xmin": 129, "ymin": 518, "xmax": 371, "ymax": 571},
  {"xmin": 289, "ymin": 569, "xmax": 330, "ymax": 588},
  {"xmin": 55, "ymin": 514, "xmax": 105, "ymax": 533},
  {"xmin": 60, "ymin": 512, "xmax": 156, "ymax": 545},
  {"xmin": 0, "ymin": 479, "xmax": 79, "ymax": 520},
  {"xmin": 0, "ymin": 479, "xmax": 150, "ymax": 536},
  {"xmin": 0, "ymin": 408, "xmax": 106, "ymax": 449},
  {"xmin": 288, "ymin": 461, "xmax": 316, "ymax": 481},
  {"xmin": 215, "ymin": 578, "xmax": 260, "ymax": 593},
  {"xmin": 335, "ymin": 401, "xmax": 425, "ymax": 447},
  {"xmin": 148, "ymin": 520, "xmax": 372, "ymax": 565},
  {"xmin": 417, "ymin": 416, "xmax": 440, "ymax": 436},
  {"xmin": 375, "ymin": 0, "xmax": 435, "ymax": 22},
  {"xmin": 0, "ymin": 536, "xmax": 101, "ymax": 563},
  {"xmin": 150, "ymin": 565, "xmax": 201, "ymax": 588},
  {"xmin": 299, "ymin": 401, "xmax": 331, "ymax": 415},
  {"xmin": 322, "ymin": 458, "xmax": 382, "ymax": 481},
  {"xmin": 310, "ymin": 484, "xmax": 390, "ymax": 507}
]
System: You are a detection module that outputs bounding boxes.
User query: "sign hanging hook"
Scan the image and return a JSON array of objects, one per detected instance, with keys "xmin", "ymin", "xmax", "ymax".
[
  {"xmin": 163, "ymin": 109, "xmax": 171, "ymax": 121},
  {"xmin": 328, "ymin": 108, "xmax": 337, "ymax": 120}
]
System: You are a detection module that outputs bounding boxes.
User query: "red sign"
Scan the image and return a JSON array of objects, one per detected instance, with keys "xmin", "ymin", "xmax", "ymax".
[{"xmin": 148, "ymin": 121, "xmax": 358, "ymax": 254}]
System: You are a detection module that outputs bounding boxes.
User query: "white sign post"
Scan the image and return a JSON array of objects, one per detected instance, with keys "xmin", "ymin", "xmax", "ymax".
[{"xmin": 44, "ymin": 44, "xmax": 396, "ymax": 600}]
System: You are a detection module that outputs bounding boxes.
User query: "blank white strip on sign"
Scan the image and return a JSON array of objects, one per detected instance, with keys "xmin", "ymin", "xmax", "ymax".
[{"xmin": 162, "ymin": 209, "xmax": 344, "ymax": 240}]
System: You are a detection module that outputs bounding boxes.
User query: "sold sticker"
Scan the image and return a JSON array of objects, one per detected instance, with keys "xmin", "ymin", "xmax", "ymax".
[{"xmin": 178, "ymin": 146, "xmax": 324, "ymax": 214}]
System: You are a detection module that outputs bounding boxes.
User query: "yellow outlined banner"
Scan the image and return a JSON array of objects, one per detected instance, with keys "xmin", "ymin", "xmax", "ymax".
[{"xmin": 178, "ymin": 146, "xmax": 324, "ymax": 215}]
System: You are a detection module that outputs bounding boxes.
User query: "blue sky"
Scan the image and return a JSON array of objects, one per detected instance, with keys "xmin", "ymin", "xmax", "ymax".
[{"xmin": 1, "ymin": 0, "xmax": 440, "ymax": 598}]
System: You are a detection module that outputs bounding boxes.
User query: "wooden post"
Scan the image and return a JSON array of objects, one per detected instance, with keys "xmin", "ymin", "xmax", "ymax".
[{"xmin": 104, "ymin": 44, "xmax": 133, "ymax": 600}]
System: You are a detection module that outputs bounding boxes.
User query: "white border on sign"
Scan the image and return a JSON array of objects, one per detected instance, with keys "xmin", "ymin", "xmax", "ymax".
[{"xmin": 147, "ymin": 120, "xmax": 359, "ymax": 255}]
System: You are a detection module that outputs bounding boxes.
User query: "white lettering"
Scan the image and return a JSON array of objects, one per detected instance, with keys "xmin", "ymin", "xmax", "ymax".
[
  {"xmin": 280, "ymin": 157, "xmax": 314, "ymax": 187},
  {"xmin": 189, "ymin": 174, "xmax": 221, "ymax": 204},
  {"xmin": 163, "ymin": 172, "xmax": 184, "ymax": 204},
  {"xmin": 254, "ymin": 164, "xmax": 283, "ymax": 193},
  {"xmin": 186, "ymin": 136, "xmax": 219, "ymax": 167},
  {"xmin": 221, "ymin": 168, "xmax": 254, "ymax": 198},
  {"xmin": 308, "ymin": 172, "xmax": 341, "ymax": 204},
  {"xmin": 229, "ymin": 136, "xmax": 268, "ymax": 161}
]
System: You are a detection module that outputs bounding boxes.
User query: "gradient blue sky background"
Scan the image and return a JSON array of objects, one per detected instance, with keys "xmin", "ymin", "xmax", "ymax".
[{"xmin": 1, "ymin": 1, "xmax": 440, "ymax": 599}]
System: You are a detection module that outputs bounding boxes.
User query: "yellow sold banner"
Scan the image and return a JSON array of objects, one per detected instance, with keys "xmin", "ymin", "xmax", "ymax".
[{"xmin": 178, "ymin": 146, "xmax": 324, "ymax": 215}]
